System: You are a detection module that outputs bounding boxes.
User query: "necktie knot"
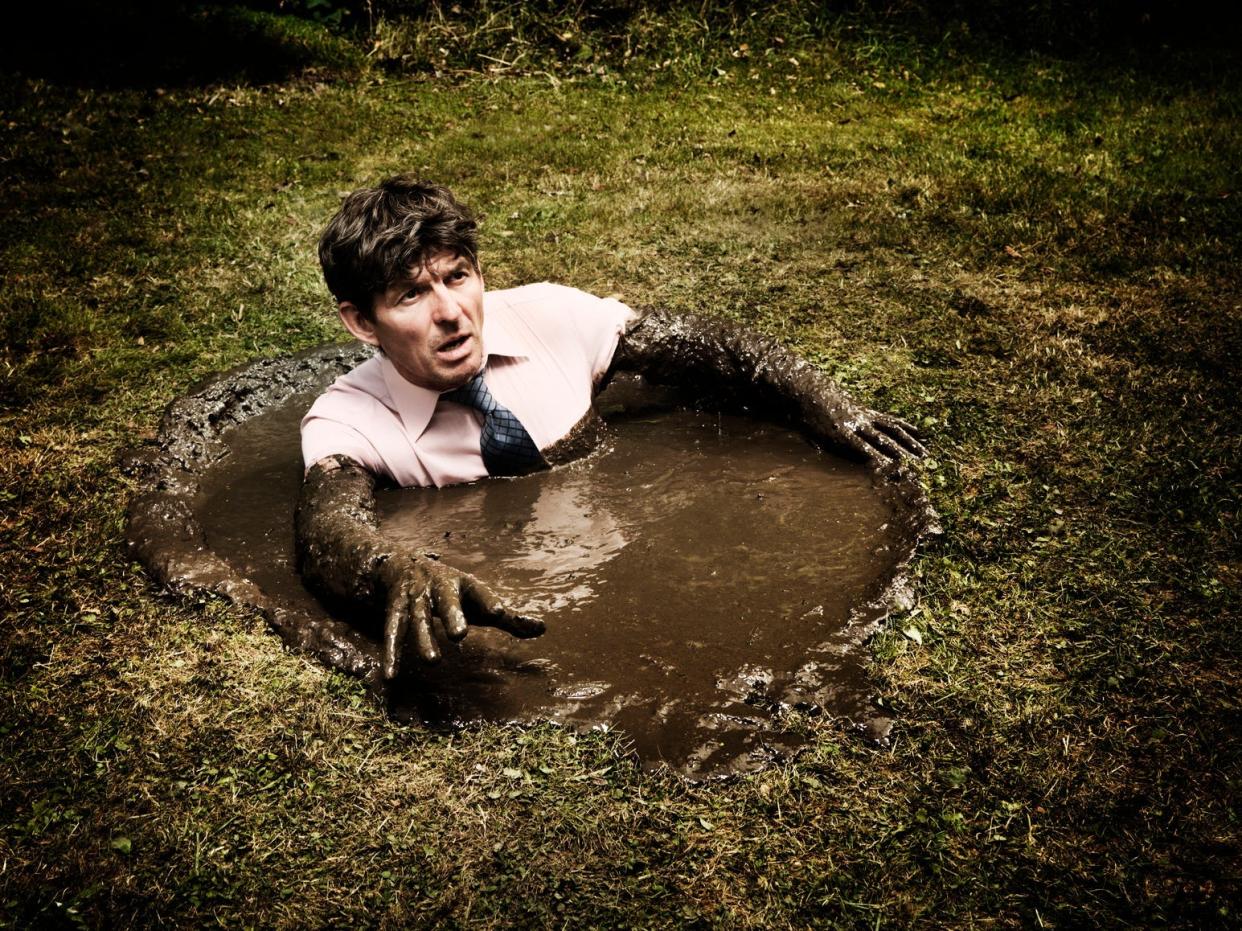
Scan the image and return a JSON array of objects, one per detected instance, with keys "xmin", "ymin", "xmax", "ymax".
[
  {"xmin": 442, "ymin": 372, "xmax": 544, "ymax": 477},
  {"xmin": 443, "ymin": 373, "xmax": 498, "ymax": 416}
]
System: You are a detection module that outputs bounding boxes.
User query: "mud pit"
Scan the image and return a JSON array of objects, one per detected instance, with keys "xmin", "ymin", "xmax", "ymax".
[{"xmin": 127, "ymin": 344, "xmax": 935, "ymax": 778}]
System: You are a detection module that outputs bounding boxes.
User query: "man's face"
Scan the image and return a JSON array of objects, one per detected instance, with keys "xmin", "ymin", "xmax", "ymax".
[{"xmin": 339, "ymin": 251, "xmax": 485, "ymax": 392}]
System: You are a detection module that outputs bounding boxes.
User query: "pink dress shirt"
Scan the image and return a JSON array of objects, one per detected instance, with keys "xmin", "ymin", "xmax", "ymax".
[{"xmin": 301, "ymin": 282, "xmax": 635, "ymax": 487}]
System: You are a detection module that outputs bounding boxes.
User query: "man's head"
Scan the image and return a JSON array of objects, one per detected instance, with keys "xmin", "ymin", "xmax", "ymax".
[
  {"xmin": 319, "ymin": 176, "xmax": 485, "ymax": 392},
  {"xmin": 319, "ymin": 176, "xmax": 479, "ymax": 316}
]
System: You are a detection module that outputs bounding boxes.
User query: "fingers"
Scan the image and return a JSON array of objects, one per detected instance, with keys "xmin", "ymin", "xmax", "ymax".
[
  {"xmin": 382, "ymin": 559, "xmax": 543, "ymax": 679},
  {"xmin": 410, "ymin": 592, "xmax": 440, "ymax": 663},
  {"xmin": 431, "ymin": 575, "xmax": 469, "ymax": 641},
  {"xmin": 851, "ymin": 406, "xmax": 928, "ymax": 463},
  {"xmin": 858, "ymin": 425, "xmax": 909, "ymax": 463},
  {"xmin": 383, "ymin": 584, "xmax": 444, "ymax": 676},
  {"xmin": 880, "ymin": 413, "xmax": 923, "ymax": 439},
  {"xmin": 383, "ymin": 581, "xmax": 411, "ymax": 680},
  {"xmin": 459, "ymin": 577, "xmax": 546, "ymax": 639},
  {"xmin": 875, "ymin": 417, "xmax": 927, "ymax": 458}
]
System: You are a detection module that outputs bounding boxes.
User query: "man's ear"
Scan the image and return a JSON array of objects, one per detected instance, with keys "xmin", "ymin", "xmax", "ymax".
[{"xmin": 338, "ymin": 301, "xmax": 380, "ymax": 348}]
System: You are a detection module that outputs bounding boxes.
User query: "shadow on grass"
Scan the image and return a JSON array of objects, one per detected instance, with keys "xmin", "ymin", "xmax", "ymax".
[{"xmin": 3, "ymin": 1, "xmax": 362, "ymax": 89}]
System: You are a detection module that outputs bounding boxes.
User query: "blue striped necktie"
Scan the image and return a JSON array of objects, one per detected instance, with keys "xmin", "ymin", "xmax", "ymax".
[{"xmin": 442, "ymin": 372, "xmax": 545, "ymax": 477}]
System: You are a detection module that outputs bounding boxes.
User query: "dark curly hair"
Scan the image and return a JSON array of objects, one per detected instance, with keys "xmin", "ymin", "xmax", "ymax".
[{"xmin": 318, "ymin": 176, "xmax": 479, "ymax": 318}]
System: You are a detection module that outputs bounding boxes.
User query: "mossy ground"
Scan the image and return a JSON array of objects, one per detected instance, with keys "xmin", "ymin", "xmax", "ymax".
[{"xmin": 1, "ymin": 11, "xmax": 1239, "ymax": 928}]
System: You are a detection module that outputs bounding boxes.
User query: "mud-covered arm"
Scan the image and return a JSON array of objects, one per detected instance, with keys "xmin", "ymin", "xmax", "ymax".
[
  {"xmin": 296, "ymin": 455, "xmax": 544, "ymax": 679},
  {"xmin": 609, "ymin": 310, "xmax": 925, "ymax": 466}
]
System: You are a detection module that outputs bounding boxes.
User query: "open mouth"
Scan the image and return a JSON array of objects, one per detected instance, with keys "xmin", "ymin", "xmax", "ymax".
[{"xmin": 437, "ymin": 334, "xmax": 471, "ymax": 357}]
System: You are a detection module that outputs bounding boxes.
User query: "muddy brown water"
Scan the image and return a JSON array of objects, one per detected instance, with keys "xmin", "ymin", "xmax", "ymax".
[{"xmin": 188, "ymin": 372, "xmax": 925, "ymax": 777}]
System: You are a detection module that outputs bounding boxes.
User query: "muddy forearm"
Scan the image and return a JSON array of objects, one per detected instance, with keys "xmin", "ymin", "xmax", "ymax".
[
  {"xmin": 612, "ymin": 310, "xmax": 863, "ymax": 453},
  {"xmin": 295, "ymin": 455, "xmax": 394, "ymax": 607}
]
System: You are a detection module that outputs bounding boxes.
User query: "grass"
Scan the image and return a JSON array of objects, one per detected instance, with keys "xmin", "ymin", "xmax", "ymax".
[{"xmin": 2, "ymin": 8, "xmax": 1240, "ymax": 927}]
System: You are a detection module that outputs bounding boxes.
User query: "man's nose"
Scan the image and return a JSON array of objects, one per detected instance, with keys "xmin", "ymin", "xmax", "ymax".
[{"xmin": 428, "ymin": 287, "xmax": 463, "ymax": 325}]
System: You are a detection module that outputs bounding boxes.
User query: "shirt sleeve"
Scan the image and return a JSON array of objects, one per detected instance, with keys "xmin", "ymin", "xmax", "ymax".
[
  {"xmin": 300, "ymin": 415, "xmax": 386, "ymax": 475},
  {"xmin": 567, "ymin": 290, "xmax": 637, "ymax": 381}
]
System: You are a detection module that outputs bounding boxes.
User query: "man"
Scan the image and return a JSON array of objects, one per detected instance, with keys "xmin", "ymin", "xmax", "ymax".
[{"xmin": 297, "ymin": 176, "xmax": 924, "ymax": 681}]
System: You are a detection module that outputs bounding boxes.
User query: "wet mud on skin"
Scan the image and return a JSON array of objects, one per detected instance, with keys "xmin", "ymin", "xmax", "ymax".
[{"xmin": 126, "ymin": 344, "xmax": 936, "ymax": 778}]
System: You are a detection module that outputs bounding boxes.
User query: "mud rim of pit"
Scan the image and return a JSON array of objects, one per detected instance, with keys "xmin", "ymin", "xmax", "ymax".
[{"xmin": 122, "ymin": 342, "xmax": 940, "ymax": 742}]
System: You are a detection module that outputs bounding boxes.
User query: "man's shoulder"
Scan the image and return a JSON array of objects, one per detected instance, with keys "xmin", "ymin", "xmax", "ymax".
[
  {"xmin": 487, "ymin": 281, "xmax": 596, "ymax": 314},
  {"xmin": 489, "ymin": 282, "xmax": 634, "ymax": 332},
  {"xmin": 305, "ymin": 353, "xmax": 391, "ymax": 420}
]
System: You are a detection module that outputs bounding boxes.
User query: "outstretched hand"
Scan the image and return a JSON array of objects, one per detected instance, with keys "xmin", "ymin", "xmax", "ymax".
[
  {"xmin": 376, "ymin": 553, "xmax": 545, "ymax": 679},
  {"xmin": 841, "ymin": 406, "xmax": 927, "ymax": 466}
]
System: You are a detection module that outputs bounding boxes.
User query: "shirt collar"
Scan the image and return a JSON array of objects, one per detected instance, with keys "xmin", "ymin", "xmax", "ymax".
[{"xmin": 379, "ymin": 290, "xmax": 529, "ymax": 442}]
